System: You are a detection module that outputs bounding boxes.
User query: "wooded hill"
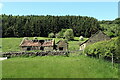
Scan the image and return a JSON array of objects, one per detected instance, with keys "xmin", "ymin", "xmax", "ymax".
[
  {"xmin": 99, "ymin": 18, "xmax": 120, "ymax": 38},
  {"xmin": 2, "ymin": 14, "xmax": 100, "ymax": 37},
  {"xmin": 1, "ymin": 14, "xmax": 120, "ymax": 38}
]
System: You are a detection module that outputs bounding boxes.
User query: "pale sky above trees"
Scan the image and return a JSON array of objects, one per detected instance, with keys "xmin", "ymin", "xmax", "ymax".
[{"xmin": 1, "ymin": 2, "xmax": 118, "ymax": 20}]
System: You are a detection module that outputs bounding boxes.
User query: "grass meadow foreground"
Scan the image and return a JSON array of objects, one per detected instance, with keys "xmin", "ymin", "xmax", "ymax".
[
  {"xmin": 2, "ymin": 55, "xmax": 118, "ymax": 78},
  {"xmin": 1, "ymin": 37, "xmax": 119, "ymax": 78}
]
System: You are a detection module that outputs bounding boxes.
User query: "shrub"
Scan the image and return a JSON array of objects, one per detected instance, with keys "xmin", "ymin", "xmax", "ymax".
[
  {"xmin": 48, "ymin": 33, "xmax": 55, "ymax": 38},
  {"xmin": 100, "ymin": 24, "xmax": 119, "ymax": 37},
  {"xmin": 84, "ymin": 37, "xmax": 119, "ymax": 62},
  {"xmin": 56, "ymin": 29, "xmax": 67, "ymax": 38},
  {"xmin": 64, "ymin": 29, "xmax": 74, "ymax": 40},
  {"xmin": 55, "ymin": 33, "xmax": 61, "ymax": 38}
]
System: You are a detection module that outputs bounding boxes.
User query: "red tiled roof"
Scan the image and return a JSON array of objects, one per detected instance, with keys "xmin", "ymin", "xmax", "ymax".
[
  {"xmin": 20, "ymin": 40, "xmax": 53, "ymax": 47},
  {"xmin": 42, "ymin": 41, "xmax": 53, "ymax": 47}
]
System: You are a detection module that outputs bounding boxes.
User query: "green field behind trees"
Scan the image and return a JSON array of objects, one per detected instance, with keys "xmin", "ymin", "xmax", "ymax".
[{"xmin": 2, "ymin": 37, "xmax": 88, "ymax": 52}]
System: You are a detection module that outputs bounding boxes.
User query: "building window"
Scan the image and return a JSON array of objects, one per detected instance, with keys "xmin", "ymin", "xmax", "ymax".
[
  {"xmin": 40, "ymin": 46, "xmax": 44, "ymax": 50},
  {"xmin": 59, "ymin": 47, "xmax": 63, "ymax": 50},
  {"xmin": 27, "ymin": 47, "xmax": 31, "ymax": 51}
]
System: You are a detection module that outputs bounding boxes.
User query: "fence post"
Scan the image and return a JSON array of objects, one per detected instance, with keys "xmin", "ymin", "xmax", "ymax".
[{"xmin": 112, "ymin": 54, "xmax": 114, "ymax": 68}]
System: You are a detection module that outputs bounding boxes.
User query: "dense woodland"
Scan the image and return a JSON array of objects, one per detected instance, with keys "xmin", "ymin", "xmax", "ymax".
[
  {"xmin": 1, "ymin": 14, "xmax": 120, "ymax": 38},
  {"xmin": 2, "ymin": 14, "xmax": 100, "ymax": 38}
]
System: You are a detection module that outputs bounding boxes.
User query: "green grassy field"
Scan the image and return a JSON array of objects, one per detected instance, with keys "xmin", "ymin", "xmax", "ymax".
[
  {"xmin": 0, "ymin": 61, "xmax": 1, "ymax": 79},
  {"xmin": 1, "ymin": 37, "xmax": 118, "ymax": 78},
  {"xmin": 2, "ymin": 55, "xmax": 118, "ymax": 78},
  {"xmin": 0, "ymin": 38, "xmax": 2, "ymax": 52},
  {"xmin": 2, "ymin": 37, "xmax": 88, "ymax": 52}
]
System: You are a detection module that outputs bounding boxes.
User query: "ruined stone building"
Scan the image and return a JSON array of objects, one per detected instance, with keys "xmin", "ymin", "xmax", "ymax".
[
  {"xmin": 19, "ymin": 38, "xmax": 68, "ymax": 51},
  {"xmin": 79, "ymin": 30, "xmax": 110, "ymax": 50},
  {"xmin": 56, "ymin": 40, "xmax": 68, "ymax": 51},
  {"xmin": 19, "ymin": 38, "xmax": 55, "ymax": 51}
]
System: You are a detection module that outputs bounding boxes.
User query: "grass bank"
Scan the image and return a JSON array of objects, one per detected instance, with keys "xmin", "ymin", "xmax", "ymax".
[{"xmin": 2, "ymin": 55, "xmax": 118, "ymax": 78}]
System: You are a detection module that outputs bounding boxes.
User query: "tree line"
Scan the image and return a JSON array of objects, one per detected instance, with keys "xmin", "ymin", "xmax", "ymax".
[
  {"xmin": 2, "ymin": 14, "xmax": 100, "ymax": 38},
  {"xmin": 98, "ymin": 18, "xmax": 120, "ymax": 37},
  {"xmin": 98, "ymin": 18, "xmax": 120, "ymax": 24}
]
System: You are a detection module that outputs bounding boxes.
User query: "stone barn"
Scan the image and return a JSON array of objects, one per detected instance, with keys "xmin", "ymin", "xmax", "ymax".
[
  {"xmin": 19, "ymin": 38, "xmax": 55, "ymax": 51},
  {"xmin": 79, "ymin": 30, "xmax": 110, "ymax": 50},
  {"xmin": 56, "ymin": 40, "xmax": 68, "ymax": 51}
]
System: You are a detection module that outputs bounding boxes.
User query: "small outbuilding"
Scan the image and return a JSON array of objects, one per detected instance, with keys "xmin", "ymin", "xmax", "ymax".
[
  {"xmin": 56, "ymin": 40, "xmax": 68, "ymax": 51},
  {"xmin": 79, "ymin": 30, "xmax": 110, "ymax": 50}
]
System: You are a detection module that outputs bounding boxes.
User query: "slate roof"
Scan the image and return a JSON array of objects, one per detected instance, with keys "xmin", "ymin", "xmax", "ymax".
[
  {"xmin": 79, "ymin": 30, "xmax": 110, "ymax": 46},
  {"xmin": 56, "ymin": 40, "xmax": 68, "ymax": 44},
  {"xmin": 79, "ymin": 39, "xmax": 89, "ymax": 46},
  {"xmin": 42, "ymin": 40, "xmax": 54, "ymax": 47}
]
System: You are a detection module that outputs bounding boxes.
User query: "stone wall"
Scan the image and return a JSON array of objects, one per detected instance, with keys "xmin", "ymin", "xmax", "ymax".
[
  {"xmin": 57, "ymin": 42, "xmax": 68, "ymax": 51},
  {"xmin": 44, "ymin": 47, "xmax": 54, "ymax": 51},
  {"xmin": 2, "ymin": 51, "xmax": 69, "ymax": 58}
]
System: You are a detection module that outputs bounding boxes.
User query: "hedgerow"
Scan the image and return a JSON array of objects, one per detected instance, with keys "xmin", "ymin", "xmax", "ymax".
[{"xmin": 84, "ymin": 37, "xmax": 119, "ymax": 63}]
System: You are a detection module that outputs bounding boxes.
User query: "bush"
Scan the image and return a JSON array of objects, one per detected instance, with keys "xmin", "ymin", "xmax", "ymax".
[
  {"xmin": 64, "ymin": 29, "xmax": 74, "ymax": 40},
  {"xmin": 55, "ymin": 33, "xmax": 61, "ymax": 38},
  {"xmin": 56, "ymin": 29, "xmax": 67, "ymax": 38},
  {"xmin": 84, "ymin": 37, "xmax": 119, "ymax": 62},
  {"xmin": 100, "ymin": 24, "xmax": 119, "ymax": 37},
  {"xmin": 48, "ymin": 33, "xmax": 55, "ymax": 38}
]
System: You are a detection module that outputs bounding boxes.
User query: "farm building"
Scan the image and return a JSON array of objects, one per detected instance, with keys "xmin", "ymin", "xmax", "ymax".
[
  {"xmin": 79, "ymin": 30, "xmax": 110, "ymax": 50},
  {"xmin": 19, "ymin": 38, "xmax": 55, "ymax": 51},
  {"xmin": 19, "ymin": 38, "xmax": 68, "ymax": 51},
  {"xmin": 56, "ymin": 40, "xmax": 68, "ymax": 51}
]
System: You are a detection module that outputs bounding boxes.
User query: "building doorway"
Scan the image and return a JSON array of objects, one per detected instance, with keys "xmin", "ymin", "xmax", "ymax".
[
  {"xmin": 27, "ymin": 47, "xmax": 31, "ymax": 51},
  {"xmin": 59, "ymin": 47, "xmax": 63, "ymax": 50},
  {"xmin": 40, "ymin": 46, "xmax": 44, "ymax": 50}
]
